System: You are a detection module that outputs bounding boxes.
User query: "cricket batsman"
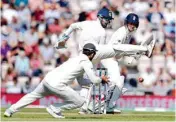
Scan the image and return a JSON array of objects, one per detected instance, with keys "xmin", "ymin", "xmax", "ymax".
[
  {"xmin": 4, "ymin": 43, "xmax": 109, "ymax": 118},
  {"xmin": 98, "ymin": 13, "xmax": 155, "ymax": 113},
  {"xmin": 53, "ymin": 7, "xmax": 156, "ymax": 114}
]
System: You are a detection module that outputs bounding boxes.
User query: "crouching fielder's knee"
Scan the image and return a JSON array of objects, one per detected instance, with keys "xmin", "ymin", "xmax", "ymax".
[{"xmin": 73, "ymin": 96, "xmax": 85, "ymax": 108}]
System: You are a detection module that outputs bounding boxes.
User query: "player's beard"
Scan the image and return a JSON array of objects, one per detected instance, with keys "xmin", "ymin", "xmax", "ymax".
[
  {"xmin": 100, "ymin": 18, "xmax": 110, "ymax": 28},
  {"xmin": 89, "ymin": 53, "xmax": 96, "ymax": 61},
  {"xmin": 101, "ymin": 22, "xmax": 108, "ymax": 28}
]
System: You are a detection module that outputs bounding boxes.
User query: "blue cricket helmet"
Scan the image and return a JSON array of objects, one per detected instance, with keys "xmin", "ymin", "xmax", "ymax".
[
  {"xmin": 97, "ymin": 7, "xmax": 114, "ymax": 20},
  {"xmin": 125, "ymin": 13, "xmax": 139, "ymax": 28}
]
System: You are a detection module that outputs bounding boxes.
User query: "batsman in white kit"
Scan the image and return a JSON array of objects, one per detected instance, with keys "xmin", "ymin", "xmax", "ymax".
[
  {"xmin": 4, "ymin": 43, "xmax": 109, "ymax": 118},
  {"xmin": 54, "ymin": 6, "xmax": 156, "ymax": 114}
]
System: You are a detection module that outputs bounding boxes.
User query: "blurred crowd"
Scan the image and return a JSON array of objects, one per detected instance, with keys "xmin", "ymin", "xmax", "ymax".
[{"xmin": 1, "ymin": 0, "xmax": 175, "ymax": 96}]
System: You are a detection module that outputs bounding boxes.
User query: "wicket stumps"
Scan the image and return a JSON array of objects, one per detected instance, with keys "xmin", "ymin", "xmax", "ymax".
[{"xmin": 92, "ymin": 68, "xmax": 108, "ymax": 114}]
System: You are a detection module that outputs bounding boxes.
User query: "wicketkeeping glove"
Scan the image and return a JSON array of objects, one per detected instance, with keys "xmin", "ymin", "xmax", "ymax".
[{"xmin": 54, "ymin": 34, "xmax": 70, "ymax": 49}]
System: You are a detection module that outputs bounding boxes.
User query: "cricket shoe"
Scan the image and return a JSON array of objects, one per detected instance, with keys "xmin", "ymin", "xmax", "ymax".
[
  {"xmin": 4, "ymin": 108, "xmax": 14, "ymax": 117},
  {"xmin": 146, "ymin": 37, "xmax": 156, "ymax": 58},
  {"xmin": 140, "ymin": 33, "xmax": 156, "ymax": 58},
  {"xmin": 121, "ymin": 87, "xmax": 128, "ymax": 95},
  {"xmin": 141, "ymin": 34, "xmax": 154, "ymax": 46},
  {"xmin": 107, "ymin": 108, "xmax": 121, "ymax": 114},
  {"xmin": 78, "ymin": 108, "xmax": 89, "ymax": 115},
  {"xmin": 46, "ymin": 106, "xmax": 65, "ymax": 118}
]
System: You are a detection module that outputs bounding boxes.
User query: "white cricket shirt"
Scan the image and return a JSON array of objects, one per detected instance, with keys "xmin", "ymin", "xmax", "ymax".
[
  {"xmin": 109, "ymin": 26, "xmax": 134, "ymax": 45},
  {"xmin": 44, "ymin": 54, "xmax": 101, "ymax": 88},
  {"xmin": 64, "ymin": 19, "xmax": 106, "ymax": 50}
]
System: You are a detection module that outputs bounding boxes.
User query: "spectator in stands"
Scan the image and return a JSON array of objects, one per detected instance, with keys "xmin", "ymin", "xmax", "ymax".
[
  {"xmin": 14, "ymin": 0, "xmax": 28, "ymax": 7},
  {"xmin": 140, "ymin": 67, "xmax": 157, "ymax": 87},
  {"xmin": 15, "ymin": 49, "xmax": 30, "ymax": 76},
  {"xmin": 44, "ymin": 2, "xmax": 61, "ymax": 24},
  {"xmin": 120, "ymin": 66, "xmax": 128, "ymax": 84},
  {"xmin": 1, "ymin": 39, "xmax": 11, "ymax": 61},
  {"xmin": 57, "ymin": 0, "xmax": 69, "ymax": 8},
  {"xmin": 17, "ymin": 2, "xmax": 31, "ymax": 30},
  {"xmin": 119, "ymin": 2, "xmax": 133, "ymax": 24},
  {"xmin": 145, "ymin": 0, "xmax": 165, "ymax": 45},
  {"xmin": 164, "ymin": 21, "xmax": 175, "ymax": 42},
  {"xmin": 30, "ymin": 53, "xmax": 43, "ymax": 76},
  {"xmin": 60, "ymin": 7, "xmax": 73, "ymax": 20},
  {"xmin": 21, "ymin": 77, "xmax": 35, "ymax": 93},
  {"xmin": 9, "ymin": 16, "xmax": 21, "ymax": 32},
  {"xmin": 6, "ymin": 76, "xmax": 22, "ymax": 94},
  {"xmin": 24, "ymin": 25, "xmax": 39, "ymax": 46},
  {"xmin": 131, "ymin": 0, "xmax": 149, "ymax": 18},
  {"xmin": 156, "ymin": 68, "xmax": 172, "ymax": 83},
  {"xmin": 1, "ymin": 25, "xmax": 10, "ymax": 44},
  {"xmin": 4, "ymin": 67, "xmax": 17, "ymax": 84},
  {"xmin": 1, "ymin": 24, "xmax": 19, "ymax": 47},
  {"xmin": 167, "ymin": 57, "xmax": 176, "ymax": 79},
  {"xmin": 48, "ymin": 19, "xmax": 62, "ymax": 34},
  {"xmin": 32, "ymin": 6, "xmax": 44, "ymax": 22},
  {"xmin": 59, "ymin": 7, "xmax": 74, "ymax": 29},
  {"xmin": 39, "ymin": 37, "xmax": 54, "ymax": 64},
  {"xmin": 9, "ymin": 40, "xmax": 26, "ymax": 58},
  {"xmin": 153, "ymin": 79, "xmax": 170, "ymax": 96},
  {"xmin": 29, "ymin": 0, "xmax": 43, "ymax": 12},
  {"xmin": 2, "ymin": 3, "xmax": 18, "ymax": 24},
  {"xmin": 163, "ymin": 1, "xmax": 175, "ymax": 24},
  {"xmin": 37, "ymin": 17, "xmax": 47, "ymax": 36}
]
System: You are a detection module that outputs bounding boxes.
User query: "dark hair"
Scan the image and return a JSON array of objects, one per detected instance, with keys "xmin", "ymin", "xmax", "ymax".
[{"xmin": 83, "ymin": 49, "xmax": 96, "ymax": 56}]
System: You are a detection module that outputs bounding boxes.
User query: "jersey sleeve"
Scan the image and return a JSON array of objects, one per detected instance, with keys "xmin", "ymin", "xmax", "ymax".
[
  {"xmin": 80, "ymin": 60, "xmax": 102, "ymax": 84},
  {"xmin": 64, "ymin": 22, "xmax": 84, "ymax": 36},
  {"xmin": 76, "ymin": 75, "xmax": 92, "ymax": 86}
]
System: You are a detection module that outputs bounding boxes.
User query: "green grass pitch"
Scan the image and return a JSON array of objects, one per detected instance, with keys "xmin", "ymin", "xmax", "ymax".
[{"xmin": 1, "ymin": 108, "xmax": 175, "ymax": 121}]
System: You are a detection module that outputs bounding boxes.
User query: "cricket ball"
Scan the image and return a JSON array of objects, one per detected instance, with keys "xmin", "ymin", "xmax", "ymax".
[{"xmin": 138, "ymin": 77, "xmax": 144, "ymax": 83}]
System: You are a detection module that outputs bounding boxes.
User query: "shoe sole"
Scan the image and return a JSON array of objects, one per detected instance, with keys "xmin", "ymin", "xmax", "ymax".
[
  {"xmin": 148, "ymin": 38, "xmax": 156, "ymax": 58},
  {"xmin": 46, "ymin": 107, "xmax": 65, "ymax": 119},
  {"xmin": 106, "ymin": 111, "xmax": 121, "ymax": 114},
  {"xmin": 141, "ymin": 34, "xmax": 153, "ymax": 46},
  {"xmin": 78, "ymin": 111, "xmax": 88, "ymax": 115},
  {"xmin": 4, "ymin": 112, "xmax": 12, "ymax": 117}
]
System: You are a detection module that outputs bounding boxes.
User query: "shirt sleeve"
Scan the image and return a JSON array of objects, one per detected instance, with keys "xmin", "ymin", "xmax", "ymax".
[
  {"xmin": 76, "ymin": 75, "xmax": 92, "ymax": 86},
  {"xmin": 80, "ymin": 60, "xmax": 102, "ymax": 84},
  {"xmin": 64, "ymin": 22, "xmax": 83, "ymax": 36}
]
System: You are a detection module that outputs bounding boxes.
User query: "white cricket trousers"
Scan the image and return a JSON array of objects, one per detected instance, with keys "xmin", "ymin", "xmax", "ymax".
[
  {"xmin": 9, "ymin": 80, "xmax": 85, "ymax": 113},
  {"xmin": 92, "ymin": 44, "xmax": 147, "ymax": 64}
]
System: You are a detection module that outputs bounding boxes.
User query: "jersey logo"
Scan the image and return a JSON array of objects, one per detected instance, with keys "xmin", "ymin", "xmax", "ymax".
[
  {"xmin": 133, "ymin": 16, "xmax": 136, "ymax": 20},
  {"xmin": 109, "ymin": 12, "xmax": 112, "ymax": 17}
]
